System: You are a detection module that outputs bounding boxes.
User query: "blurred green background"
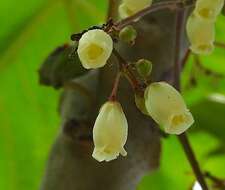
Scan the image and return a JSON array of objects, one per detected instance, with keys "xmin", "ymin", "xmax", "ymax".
[{"xmin": 0, "ymin": 0, "xmax": 225, "ymax": 190}]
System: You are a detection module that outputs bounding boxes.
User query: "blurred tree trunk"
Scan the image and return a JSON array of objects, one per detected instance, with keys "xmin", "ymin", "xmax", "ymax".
[{"xmin": 40, "ymin": 1, "xmax": 189, "ymax": 189}]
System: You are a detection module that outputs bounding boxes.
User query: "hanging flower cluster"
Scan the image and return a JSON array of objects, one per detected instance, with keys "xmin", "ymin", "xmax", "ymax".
[
  {"xmin": 39, "ymin": 0, "xmax": 225, "ymax": 188},
  {"xmin": 69, "ymin": 0, "xmax": 225, "ymax": 162},
  {"xmin": 75, "ymin": 25, "xmax": 194, "ymax": 162},
  {"xmin": 186, "ymin": 0, "xmax": 224, "ymax": 54}
]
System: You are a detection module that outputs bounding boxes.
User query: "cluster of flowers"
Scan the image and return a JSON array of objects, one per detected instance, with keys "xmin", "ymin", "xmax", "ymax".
[
  {"xmin": 186, "ymin": 0, "xmax": 224, "ymax": 55},
  {"xmin": 77, "ymin": 28, "xmax": 194, "ymax": 162}
]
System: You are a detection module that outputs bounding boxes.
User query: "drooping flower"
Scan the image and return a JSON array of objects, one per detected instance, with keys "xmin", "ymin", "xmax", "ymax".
[
  {"xmin": 92, "ymin": 101, "xmax": 128, "ymax": 162},
  {"xmin": 144, "ymin": 82, "xmax": 194, "ymax": 135},
  {"xmin": 77, "ymin": 29, "xmax": 113, "ymax": 69},
  {"xmin": 119, "ymin": 25, "xmax": 137, "ymax": 45},
  {"xmin": 119, "ymin": 0, "xmax": 152, "ymax": 19},
  {"xmin": 186, "ymin": 14, "xmax": 215, "ymax": 55},
  {"xmin": 194, "ymin": 0, "xmax": 224, "ymax": 22}
]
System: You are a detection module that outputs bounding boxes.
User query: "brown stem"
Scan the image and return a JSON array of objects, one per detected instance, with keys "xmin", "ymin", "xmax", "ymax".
[
  {"xmin": 174, "ymin": 10, "xmax": 209, "ymax": 190},
  {"xmin": 107, "ymin": 0, "xmax": 118, "ymax": 21},
  {"xmin": 178, "ymin": 134, "xmax": 209, "ymax": 190},
  {"xmin": 181, "ymin": 49, "xmax": 191, "ymax": 67},
  {"xmin": 173, "ymin": 11, "xmax": 183, "ymax": 89},
  {"xmin": 205, "ymin": 172, "xmax": 225, "ymax": 188},
  {"xmin": 115, "ymin": 0, "xmax": 195, "ymax": 30},
  {"xmin": 194, "ymin": 55, "xmax": 224, "ymax": 78},
  {"xmin": 215, "ymin": 41, "xmax": 225, "ymax": 49},
  {"xmin": 109, "ymin": 72, "xmax": 121, "ymax": 101},
  {"xmin": 113, "ymin": 49, "xmax": 141, "ymax": 91}
]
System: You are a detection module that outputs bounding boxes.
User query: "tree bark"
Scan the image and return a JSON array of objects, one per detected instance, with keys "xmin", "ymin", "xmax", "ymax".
[{"xmin": 40, "ymin": 1, "xmax": 189, "ymax": 189}]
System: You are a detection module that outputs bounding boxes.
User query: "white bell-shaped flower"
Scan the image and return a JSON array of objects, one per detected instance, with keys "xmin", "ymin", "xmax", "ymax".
[
  {"xmin": 77, "ymin": 29, "xmax": 113, "ymax": 69},
  {"xmin": 194, "ymin": 0, "xmax": 224, "ymax": 21},
  {"xmin": 119, "ymin": 0, "xmax": 152, "ymax": 19},
  {"xmin": 92, "ymin": 101, "xmax": 128, "ymax": 162},
  {"xmin": 144, "ymin": 82, "xmax": 194, "ymax": 135},
  {"xmin": 186, "ymin": 14, "xmax": 215, "ymax": 55}
]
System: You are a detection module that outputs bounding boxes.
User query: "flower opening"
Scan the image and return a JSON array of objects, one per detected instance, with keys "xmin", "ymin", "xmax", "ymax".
[
  {"xmin": 92, "ymin": 101, "xmax": 128, "ymax": 162},
  {"xmin": 77, "ymin": 29, "xmax": 113, "ymax": 69},
  {"xmin": 194, "ymin": 0, "xmax": 224, "ymax": 21},
  {"xmin": 144, "ymin": 82, "xmax": 194, "ymax": 135}
]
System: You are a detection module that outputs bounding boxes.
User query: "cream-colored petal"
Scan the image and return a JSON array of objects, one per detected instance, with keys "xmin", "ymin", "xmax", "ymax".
[
  {"xmin": 186, "ymin": 14, "xmax": 215, "ymax": 55},
  {"xmin": 194, "ymin": 0, "xmax": 224, "ymax": 21},
  {"xmin": 92, "ymin": 101, "xmax": 128, "ymax": 162},
  {"xmin": 190, "ymin": 43, "xmax": 214, "ymax": 55},
  {"xmin": 78, "ymin": 29, "xmax": 113, "ymax": 69},
  {"xmin": 145, "ymin": 82, "xmax": 187, "ymax": 126},
  {"xmin": 119, "ymin": 3, "xmax": 135, "ymax": 19},
  {"xmin": 124, "ymin": 0, "xmax": 152, "ymax": 12},
  {"xmin": 145, "ymin": 82, "xmax": 194, "ymax": 134},
  {"xmin": 119, "ymin": 0, "xmax": 152, "ymax": 18},
  {"xmin": 120, "ymin": 147, "xmax": 127, "ymax": 156},
  {"xmin": 165, "ymin": 110, "xmax": 194, "ymax": 135},
  {"xmin": 92, "ymin": 148, "xmax": 105, "ymax": 162},
  {"xmin": 92, "ymin": 147, "xmax": 119, "ymax": 162}
]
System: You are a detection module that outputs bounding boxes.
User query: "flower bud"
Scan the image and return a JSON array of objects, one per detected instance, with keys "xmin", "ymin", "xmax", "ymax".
[
  {"xmin": 119, "ymin": 25, "xmax": 137, "ymax": 45},
  {"xmin": 194, "ymin": 0, "xmax": 224, "ymax": 21},
  {"xmin": 119, "ymin": 0, "xmax": 152, "ymax": 19},
  {"xmin": 136, "ymin": 59, "xmax": 152, "ymax": 78},
  {"xmin": 92, "ymin": 101, "xmax": 128, "ymax": 162},
  {"xmin": 186, "ymin": 14, "xmax": 215, "ymax": 55},
  {"xmin": 144, "ymin": 82, "xmax": 194, "ymax": 135},
  {"xmin": 77, "ymin": 29, "xmax": 113, "ymax": 69},
  {"xmin": 135, "ymin": 94, "xmax": 149, "ymax": 115}
]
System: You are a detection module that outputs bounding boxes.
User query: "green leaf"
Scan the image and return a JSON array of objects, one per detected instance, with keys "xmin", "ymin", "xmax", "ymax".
[
  {"xmin": 0, "ymin": 0, "xmax": 107, "ymax": 190},
  {"xmin": 190, "ymin": 96, "xmax": 225, "ymax": 152},
  {"xmin": 138, "ymin": 133, "xmax": 225, "ymax": 190}
]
